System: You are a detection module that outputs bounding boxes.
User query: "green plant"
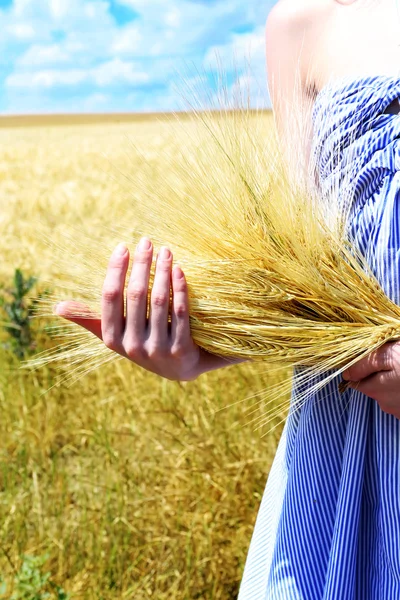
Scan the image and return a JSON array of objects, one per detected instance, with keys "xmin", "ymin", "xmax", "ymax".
[
  {"xmin": 0, "ymin": 269, "xmax": 41, "ymax": 359},
  {"xmin": 0, "ymin": 114, "xmax": 283, "ymax": 598},
  {"xmin": 0, "ymin": 554, "xmax": 70, "ymax": 600}
]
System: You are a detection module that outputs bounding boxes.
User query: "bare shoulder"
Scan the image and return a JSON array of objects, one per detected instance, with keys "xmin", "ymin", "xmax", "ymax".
[
  {"xmin": 266, "ymin": 0, "xmax": 333, "ymax": 159},
  {"xmin": 266, "ymin": 0, "xmax": 331, "ymax": 99},
  {"xmin": 266, "ymin": 0, "xmax": 329, "ymax": 32}
]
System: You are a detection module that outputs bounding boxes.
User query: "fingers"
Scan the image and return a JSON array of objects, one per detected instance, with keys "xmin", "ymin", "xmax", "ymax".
[
  {"xmin": 148, "ymin": 247, "xmax": 173, "ymax": 346},
  {"xmin": 125, "ymin": 237, "xmax": 153, "ymax": 339},
  {"xmin": 171, "ymin": 266, "xmax": 191, "ymax": 354},
  {"xmin": 55, "ymin": 301, "xmax": 102, "ymax": 339},
  {"xmin": 101, "ymin": 243, "xmax": 129, "ymax": 352},
  {"xmin": 343, "ymin": 343, "xmax": 395, "ymax": 382},
  {"xmin": 55, "ymin": 240, "xmax": 202, "ymax": 381},
  {"xmin": 347, "ymin": 370, "xmax": 397, "ymax": 403}
]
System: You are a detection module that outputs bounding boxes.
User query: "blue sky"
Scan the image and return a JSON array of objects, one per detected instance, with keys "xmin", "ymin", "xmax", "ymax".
[{"xmin": 0, "ymin": 0, "xmax": 277, "ymax": 114}]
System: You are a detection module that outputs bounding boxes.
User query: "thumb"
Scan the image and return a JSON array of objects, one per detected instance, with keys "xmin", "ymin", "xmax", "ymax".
[{"xmin": 55, "ymin": 301, "xmax": 103, "ymax": 340}]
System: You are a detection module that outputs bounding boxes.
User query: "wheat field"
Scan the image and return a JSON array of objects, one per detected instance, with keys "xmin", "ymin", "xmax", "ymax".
[{"xmin": 0, "ymin": 114, "xmax": 286, "ymax": 599}]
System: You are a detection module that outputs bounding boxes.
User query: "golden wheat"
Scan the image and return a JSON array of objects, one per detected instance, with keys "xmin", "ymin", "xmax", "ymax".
[
  {"xmin": 27, "ymin": 95, "xmax": 400, "ymax": 428},
  {"xmin": 0, "ymin": 115, "xmax": 289, "ymax": 597}
]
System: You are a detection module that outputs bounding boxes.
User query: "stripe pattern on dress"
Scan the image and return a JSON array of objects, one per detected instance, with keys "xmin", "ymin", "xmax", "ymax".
[{"xmin": 238, "ymin": 76, "xmax": 400, "ymax": 600}]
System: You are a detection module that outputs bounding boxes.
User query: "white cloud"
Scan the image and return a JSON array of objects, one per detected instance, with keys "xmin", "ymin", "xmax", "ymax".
[
  {"xmin": 17, "ymin": 43, "xmax": 71, "ymax": 66},
  {"xmin": 6, "ymin": 59, "xmax": 149, "ymax": 90},
  {"xmin": 6, "ymin": 69, "xmax": 87, "ymax": 89},
  {"xmin": 92, "ymin": 59, "xmax": 149, "ymax": 86},
  {"xmin": 13, "ymin": 0, "xmax": 34, "ymax": 18},
  {"xmin": 204, "ymin": 26, "xmax": 270, "ymax": 107},
  {"xmin": 204, "ymin": 27, "xmax": 266, "ymax": 69},
  {"xmin": 49, "ymin": 0, "xmax": 69, "ymax": 20},
  {"xmin": 114, "ymin": 0, "xmax": 256, "ymax": 58},
  {"xmin": 110, "ymin": 24, "xmax": 142, "ymax": 54},
  {"xmin": 5, "ymin": 23, "xmax": 36, "ymax": 40},
  {"xmin": 83, "ymin": 1, "xmax": 110, "ymax": 21},
  {"xmin": 1, "ymin": 0, "xmax": 276, "ymax": 113},
  {"xmin": 165, "ymin": 7, "xmax": 181, "ymax": 29},
  {"xmin": 80, "ymin": 92, "xmax": 109, "ymax": 112}
]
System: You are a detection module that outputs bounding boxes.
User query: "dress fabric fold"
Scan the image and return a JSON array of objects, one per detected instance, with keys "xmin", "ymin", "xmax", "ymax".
[{"xmin": 238, "ymin": 76, "xmax": 400, "ymax": 600}]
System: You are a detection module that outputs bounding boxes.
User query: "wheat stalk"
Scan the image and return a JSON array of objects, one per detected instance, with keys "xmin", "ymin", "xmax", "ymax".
[{"xmin": 28, "ymin": 89, "xmax": 400, "ymax": 418}]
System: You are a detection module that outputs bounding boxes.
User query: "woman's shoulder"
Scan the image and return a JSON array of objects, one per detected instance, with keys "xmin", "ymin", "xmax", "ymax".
[
  {"xmin": 269, "ymin": 0, "xmax": 400, "ymax": 89},
  {"xmin": 265, "ymin": 0, "xmax": 331, "ymax": 86},
  {"xmin": 266, "ymin": 0, "xmax": 331, "ymax": 109},
  {"xmin": 266, "ymin": 0, "xmax": 331, "ymax": 31}
]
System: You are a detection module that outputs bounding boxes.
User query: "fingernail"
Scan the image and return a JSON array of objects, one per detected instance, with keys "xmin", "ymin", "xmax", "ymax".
[
  {"xmin": 160, "ymin": 247, "xmax": 171, "ymax": 260},
  {"xmin": 114, "ymin": 243, "xmax": 127, "ymax": 256},
  {"xmin": 173, "ymin": 266, "xmax": 184, "ymax": 279},
  {"xmin": 53, "ymin": 301, "xmax": 67, "ymax": 316},
  {"xmin": 137, "ymin": 237, "xmax": 151, "ymax": 252}
]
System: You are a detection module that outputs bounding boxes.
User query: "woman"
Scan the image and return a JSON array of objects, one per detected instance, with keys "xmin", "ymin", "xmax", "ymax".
[
  {"xmin": 57, "ymin": 0, "xmax": 400, "ymax": 597},
  {"xmin": 239, "ymin": 1, "xmax": 400, "ymax": 599}
]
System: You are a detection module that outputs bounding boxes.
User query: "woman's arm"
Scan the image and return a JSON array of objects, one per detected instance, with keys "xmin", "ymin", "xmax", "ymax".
[
  {"xmin": 265, "ymin": 0, "xmax": 329, "ymax": 166},
  {"xmin": 266, "ymin": 1, "xmax": 310, "ymax": 131}
]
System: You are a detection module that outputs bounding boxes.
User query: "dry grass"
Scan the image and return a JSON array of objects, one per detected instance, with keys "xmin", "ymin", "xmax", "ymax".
[
  {"xmin": 0, "ymin": 114, "xmax": 284, "ymax": 598},
  {"xmin": 30, "ymin": 102, "xmax": 400, "ymax": 427},
  {"xmin": 0, "ymin": 110, "xmax": 272, "ymax": 129},
  {"xmin": 4, "ymin": 92, "xmax": 395, "ymax": 595}
]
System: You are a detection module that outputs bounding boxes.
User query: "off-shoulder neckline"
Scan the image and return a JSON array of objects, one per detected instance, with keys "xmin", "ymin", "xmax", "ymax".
[
  {"xmin": 314, "ymin": 74, "xmax": 400, "ymax": 105},
  {"xmin": 312, "ymin": 74, "xmax": 400, "ymax": 123}
]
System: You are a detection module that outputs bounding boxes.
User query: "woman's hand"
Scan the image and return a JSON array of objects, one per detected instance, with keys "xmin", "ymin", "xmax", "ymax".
[
  {"xmin": 342, "ymin": 342, "xmax": 400, "ymax": 419},
  {"xmin": 55, "ymin": 238, "xmax": 237, "ymax": 381}
]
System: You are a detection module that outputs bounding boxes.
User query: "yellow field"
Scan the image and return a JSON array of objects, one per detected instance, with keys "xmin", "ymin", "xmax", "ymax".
[{"xmin": 0, "ymin": 114, "xmax": 285, "ymax": 599}]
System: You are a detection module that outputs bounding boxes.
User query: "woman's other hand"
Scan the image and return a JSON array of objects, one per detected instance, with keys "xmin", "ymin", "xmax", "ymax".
[
  {"xmin": 55, "ymin": 238, "xmax": 237, "ymax": 381},
  {"xmin": 342, "ymin": 342, "xmax": 400, "ymax": 419}
]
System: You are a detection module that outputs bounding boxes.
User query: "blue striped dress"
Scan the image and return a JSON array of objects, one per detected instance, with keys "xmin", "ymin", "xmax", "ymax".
[{"xmin": 238, "ymin": 76, "xmax": 400, "ymax": 599}]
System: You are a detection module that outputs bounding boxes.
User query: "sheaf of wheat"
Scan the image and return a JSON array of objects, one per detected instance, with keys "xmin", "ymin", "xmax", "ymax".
[{"xmin": 28, "ymin": 78, "xmax": 400, "ymax": 425}]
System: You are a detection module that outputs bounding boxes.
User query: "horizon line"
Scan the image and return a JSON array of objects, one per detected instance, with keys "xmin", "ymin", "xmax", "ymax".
[{"xmin": 0, "ymin": 108, "xmax": 273, "ymax": 128}]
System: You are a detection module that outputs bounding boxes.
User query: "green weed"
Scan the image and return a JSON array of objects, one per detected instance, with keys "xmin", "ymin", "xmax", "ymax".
[
  {"xmin": 1, "ymin": 554, "xmax": 69, "ymax": 600},
  {"xmin": 0, "ymin": 269, "xmax": 39, "ymax": 359}
]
